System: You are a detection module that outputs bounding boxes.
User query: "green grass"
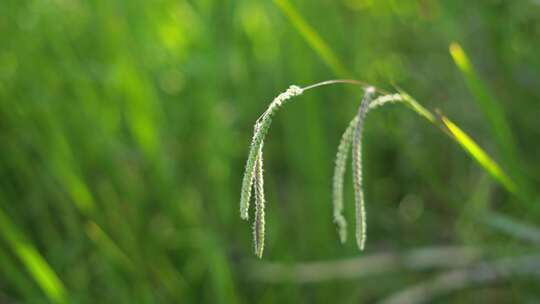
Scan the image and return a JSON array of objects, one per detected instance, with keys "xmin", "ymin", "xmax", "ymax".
[
  {"xmin": 0, "ymin": 207, "xmax": 68, "ymax": 303},
  {"xmin": 273, "ymin": 1, "xmax": 520, "ymax": 199},
  {"xmin": 273, "ymin": 0, "xmax": 351, "ymax": 77},
  {"xmin": 450, "ymin": 42, "xmax": 533, "ymax": 201},
  {"xmin": 0, "ymin": 0, "xmax": 539, "ymax": 303}
]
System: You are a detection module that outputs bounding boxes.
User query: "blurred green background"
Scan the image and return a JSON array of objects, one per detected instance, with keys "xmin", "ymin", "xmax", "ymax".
[{"xmin": 1, "ymin": 0, "xmax": 540, "ymax": 303}]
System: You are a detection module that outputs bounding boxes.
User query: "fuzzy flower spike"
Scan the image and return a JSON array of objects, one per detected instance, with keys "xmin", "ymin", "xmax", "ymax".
[{"xmin": 241, "ymin": 80, "xmax": 393, "ymax": 257}]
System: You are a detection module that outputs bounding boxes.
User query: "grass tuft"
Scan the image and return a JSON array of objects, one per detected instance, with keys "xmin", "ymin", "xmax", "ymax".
[{"xmin": 240, "ymin": 80, "xmax": 516, "ymax": 257}]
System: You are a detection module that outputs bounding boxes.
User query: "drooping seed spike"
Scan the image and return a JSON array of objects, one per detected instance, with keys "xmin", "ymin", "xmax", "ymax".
[
  {"xmin": 253, "ymin": 147, "xmax": 266, "ymax": 258},
  {"xmin": 240, "ymin": 123, "xmax": 262, "ymax": 220},
  {"xmin": 240, "ymin": 85, "xmax": 303, "ymax": 221},
  {"xmin": 352, "ymin": 87, "xmax": 376, "ymax": 251},
  {"xmin": 332, "ymin": 115, "xmax": 358, "ymax": 243},
  {"xmin": 332, "ymin": 94, "xmax": 405, "ymax": 245},
  {"xmin": 368, "ymin": 94, "xmax": 403, "ymax": 111}
]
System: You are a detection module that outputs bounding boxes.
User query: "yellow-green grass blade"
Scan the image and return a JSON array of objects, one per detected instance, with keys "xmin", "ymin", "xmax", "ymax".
[
  {"xmin": 251, "ymin": 8, "xmax": 522, "ymax": 203},
  {"xmin": 397, "ymin": 89, "xmax": 517, "ymax": 196},
  {"xmin": 0, "ymin": 248, "xmax": 38, "ymax": 299},
  {"xmin": 397, "ymin": 90, "xmax": 436, "ymax": 124},
  {"xmin": 449, "ymin": 42, "xmax": 531, "ymax": 199},
  {"xmin": 0, "ymin": 208, "xmax": 68, "ymax": 304},
  {"xmin": 273, "ymin": 0, "xmax": 351, "ymax": 77},
  {"xmin": 439, "ymin": 114, "xmax": 517, "ymax": 194}
]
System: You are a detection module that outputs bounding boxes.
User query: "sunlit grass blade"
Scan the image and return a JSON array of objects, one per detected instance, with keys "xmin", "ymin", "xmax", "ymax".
[
  {"xmin": 396, "ymin": 89, "xmax": 517, "ymax": 197},
  {"xmin": 0, "ymin": 248, "xmax": 38, "ymax": 299},
  {"xmin": 438, "ymin": 113, "xmax": 516, "ymax": 194},
  {"xmin": 449, "ymin": 42, "xmax": 532, "ymax": 199},
  {"xmin": 261, "ymin": 6, "xmax": 516, "ymax": 201},
  {"xmin": 273, "ymin": 0, "xmax": 350, "ymax": 77},
  {"xmin": 0, "ymin": 208, "xmax": 68, "ymax": 304},
  {"xmin": 395, "ymin": 89, "xmax": 436, "ymax": 124}
]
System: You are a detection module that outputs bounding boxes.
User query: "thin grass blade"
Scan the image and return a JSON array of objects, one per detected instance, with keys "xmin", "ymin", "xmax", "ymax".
[
  {"xmin": 273, "ymin": 0, "xmax": 350, "ymax": 77},
  {"xmin": 438, "ymin": 114, "xmax": 517, "ymax": 193},
  {"xmin": 449, "ymin": 42, "xmax": 532, "ymax": 200},
  {"xmin": 0, "ymin": 208, "xmax": 68, "ymax": 304}
]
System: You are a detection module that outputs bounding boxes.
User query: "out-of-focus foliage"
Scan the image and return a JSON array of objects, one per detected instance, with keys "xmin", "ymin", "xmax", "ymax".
[{"xmin": 0, "ymin": 0, "xmax": 539, "ymax": 303}]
